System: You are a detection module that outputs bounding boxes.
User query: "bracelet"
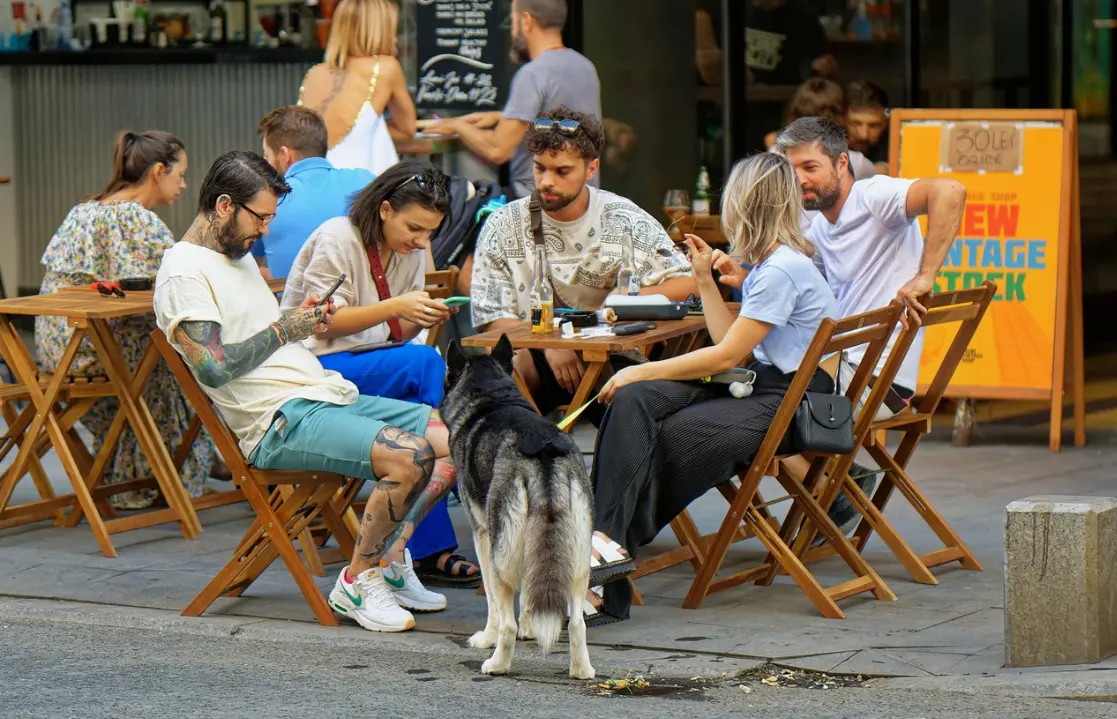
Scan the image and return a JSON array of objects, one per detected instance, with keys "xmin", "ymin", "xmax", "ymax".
[{"xmin": 271, "ymin": 321, "xmax": 288, "ymax": 346}]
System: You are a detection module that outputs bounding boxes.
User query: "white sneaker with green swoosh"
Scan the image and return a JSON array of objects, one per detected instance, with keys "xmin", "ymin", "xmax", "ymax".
[
  {"xmin": 383, "ymin": 549, "xmax": 447, "ymax": 612},
  {"xmin": 328, "ymin": 566, "xmax": 415, "ymax": 632}
]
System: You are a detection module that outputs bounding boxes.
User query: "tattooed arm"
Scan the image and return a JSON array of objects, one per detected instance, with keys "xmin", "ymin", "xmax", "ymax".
[{"xmin": 170, "ymin": 303, "xmax": 327, "ymax": 388}]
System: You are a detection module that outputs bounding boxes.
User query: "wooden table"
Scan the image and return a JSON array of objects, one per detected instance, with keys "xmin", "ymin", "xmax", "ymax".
[
  {"xmin": 0, "ymin": 292, "xmax": 202, "ymax": 556},
  {"xmin": 396, "ymin": 133, "xmax": 462, "ymax": 169},
  {"xmin": 463, "ymin": 317, "xmax": 712, "ymax": 430}
]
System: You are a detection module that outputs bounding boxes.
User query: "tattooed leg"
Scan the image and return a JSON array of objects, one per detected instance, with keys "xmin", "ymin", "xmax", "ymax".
[
  {"xmin": 383, "ymin": 459, "xmax": 457, "ymax": 556},
  {"xmin": 350, "ymin": 427, "xmax": 436, "ymax": 574}
]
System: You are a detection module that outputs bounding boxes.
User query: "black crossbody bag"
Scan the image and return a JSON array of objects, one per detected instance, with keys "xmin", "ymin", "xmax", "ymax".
[{"xmin": 791, "ymin": 355, "xmax": 855, "ymax": 455}]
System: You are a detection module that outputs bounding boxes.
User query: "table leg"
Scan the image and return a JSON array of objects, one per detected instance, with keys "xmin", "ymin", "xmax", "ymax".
[
  {"xmin": 85, "ymin": 319, "xmax": 201, "ymax": 537},
  {"xmin": 64, "ymin": 337, "xmax": 162, "ymax": 528},
  {"xmin": 512, "ymin": 368, "xmax": 542, "ymax": 414},
  {"xmin": 0, "ymin": 319, "xmax": 117, "ymax": 557}
]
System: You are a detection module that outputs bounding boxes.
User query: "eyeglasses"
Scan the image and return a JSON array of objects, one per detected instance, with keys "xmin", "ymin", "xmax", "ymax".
[
  {"xmin": 532, "ymin": 118, "xmax": 581, "ymax": 135},
  {"xmin": 236, "ymin": 202, "xmax": 276, "ymax": 226}
]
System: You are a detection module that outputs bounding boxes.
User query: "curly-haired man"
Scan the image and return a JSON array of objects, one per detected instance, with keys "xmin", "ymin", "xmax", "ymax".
[{"xmin": 469, "ymin": 106, "xmax": 695, "ymax": 417}]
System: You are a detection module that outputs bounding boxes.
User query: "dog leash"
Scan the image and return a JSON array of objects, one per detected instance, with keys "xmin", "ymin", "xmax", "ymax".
[{"xmin": 556, "ymin": 392, "xmax": 601, "ymax": 431}]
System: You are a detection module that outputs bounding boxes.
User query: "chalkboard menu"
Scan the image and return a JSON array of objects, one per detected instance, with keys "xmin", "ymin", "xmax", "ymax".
[{"xmin": 414, "ymin": 0, "xmax": 506, "ymax": 112}]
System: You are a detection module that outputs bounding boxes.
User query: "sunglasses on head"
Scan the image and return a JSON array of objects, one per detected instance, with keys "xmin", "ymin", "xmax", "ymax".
[
  {"xmin": 532, "ymin": 118, "xmax": 581, "ymax": 135},
  {"xmin": 394, "ymin": 172, "xmax": 448, "ymax": 195}
]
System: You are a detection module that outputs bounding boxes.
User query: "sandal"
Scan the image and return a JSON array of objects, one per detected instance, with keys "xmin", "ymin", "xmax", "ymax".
[
  {"xmin": 589, "ymin": 532, "xmax": 635, "ymax": 586},
  {"xmin": 413, "ymin": 552, "xmax": 482, "ymax": 588},
  {"xmin": 581, "ymin": 586, "xmax": 626, "ymax": 628}
]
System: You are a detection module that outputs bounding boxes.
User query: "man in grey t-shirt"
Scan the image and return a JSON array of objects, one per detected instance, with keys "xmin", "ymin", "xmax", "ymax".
[{"xmin": 427, "ymin": 0, "xmax": 601, "ymax": 200}]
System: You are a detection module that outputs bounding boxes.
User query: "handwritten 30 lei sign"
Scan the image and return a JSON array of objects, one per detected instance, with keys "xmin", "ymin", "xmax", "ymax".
[
  {"xmin": 899, "ymin": 120, "xmax": 1066, "ymax": 392},
  {"xmin": 414, "ymin": 0, "xmax": 504, "ymax": 112}
]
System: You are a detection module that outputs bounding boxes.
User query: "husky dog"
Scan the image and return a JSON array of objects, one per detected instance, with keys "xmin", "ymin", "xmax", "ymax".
[{"xmin": 441, "ymin": 335, "xmax": 595, "ymax": 679}]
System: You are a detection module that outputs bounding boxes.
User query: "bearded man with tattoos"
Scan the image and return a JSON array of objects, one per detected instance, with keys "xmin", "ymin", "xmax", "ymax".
[{"xmin": 154, "ymin": 151, "xmax": 459, "ymax": 633}]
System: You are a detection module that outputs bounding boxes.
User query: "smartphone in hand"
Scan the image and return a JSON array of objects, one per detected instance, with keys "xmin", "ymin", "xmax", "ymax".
[
  {"xmin": 441, "ymin": 296, "xmax": 471, "ymax": 308},
  {"xmin": 317, "ymin": 274, "xmax": 347, "ymax": 307}
]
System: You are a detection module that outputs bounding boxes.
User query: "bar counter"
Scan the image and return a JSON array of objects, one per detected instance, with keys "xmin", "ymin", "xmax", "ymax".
[{"xmin": 0, "ymin": 46, "xmax": 324, "ymax": 66}]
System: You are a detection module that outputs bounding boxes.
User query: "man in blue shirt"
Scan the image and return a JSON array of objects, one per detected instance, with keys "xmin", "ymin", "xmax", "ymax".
[{"xmin": 254, "ymin": 106, "xmax": 374, "ymax": 280}]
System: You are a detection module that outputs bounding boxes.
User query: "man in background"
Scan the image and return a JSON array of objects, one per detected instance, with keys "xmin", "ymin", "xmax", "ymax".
[
  {"xmin": 252, "ymin": 106, "xmax": 373, "ymax": 281},
  {"xmin": 427, "ymin": 0, "xmax": 601, "ymax": 295},
  {"xmin": 846, "ymin": 80, "xmax": 891, "ymax": 172}
]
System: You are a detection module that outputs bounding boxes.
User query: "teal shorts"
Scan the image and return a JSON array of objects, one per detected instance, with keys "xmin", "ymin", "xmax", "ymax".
[{"xmin": 248, "ymin": 396, "xmax": 433, "ymax": 480}]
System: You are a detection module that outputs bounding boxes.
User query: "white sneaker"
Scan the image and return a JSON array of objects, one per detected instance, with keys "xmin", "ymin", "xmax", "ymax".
[
  {"xmin": 383, "ymin": 549, "xmax": 448, "ymax": 612},
  {"xmin": 328, "ymin": 566, "xmax": 415, "ymax": 632}
]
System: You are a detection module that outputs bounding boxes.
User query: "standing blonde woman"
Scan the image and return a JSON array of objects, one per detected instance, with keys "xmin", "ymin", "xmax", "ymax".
[
  {"xmin": 298, "ymin": 0, "xmax": 416, "ymax": 175},
  {"xmin": 582, "ymin": 152, "xmax": 840, "ymax": 626}
]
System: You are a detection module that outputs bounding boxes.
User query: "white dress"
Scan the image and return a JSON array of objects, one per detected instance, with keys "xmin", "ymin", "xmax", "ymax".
[{"xmin": 327, "ymin": 102, "xmax": 399, "ymax": 176}]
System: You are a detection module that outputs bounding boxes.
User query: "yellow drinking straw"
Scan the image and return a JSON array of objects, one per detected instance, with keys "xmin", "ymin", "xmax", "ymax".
[{"xmin": 556, "ymin": 392, "xmax": 602, "ymax": 431}]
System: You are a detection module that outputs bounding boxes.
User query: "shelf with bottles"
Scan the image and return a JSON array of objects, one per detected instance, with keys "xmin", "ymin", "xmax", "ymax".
[{"xmin": 0, "ymin": 0, "xmax": 328, "ymax": 52}]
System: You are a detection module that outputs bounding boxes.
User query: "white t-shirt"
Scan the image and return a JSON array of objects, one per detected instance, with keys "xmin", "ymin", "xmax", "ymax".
[
  {"xmin": 738, "ymin": 245, "xmax": 838, "ymax": 373},
  {"xmin": 806, "ymin": 175, "xmax": 924, "ymax": 390},
  {"xmin": 280, "ymin": 216, "xmax": 425, "ymax": 355},
  {"xmin": 154, "ymin": 242, "xmax": 358, "ymax": 456}
]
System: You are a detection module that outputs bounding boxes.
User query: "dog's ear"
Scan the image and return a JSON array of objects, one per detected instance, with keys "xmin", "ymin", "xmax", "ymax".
[
  {"xmin": 492, "ymin": 334, "xmax": 515, "ymax": 373},
  {"xmin": 446, "ymin": 340, "xmax": 467, "ymax": 375}
]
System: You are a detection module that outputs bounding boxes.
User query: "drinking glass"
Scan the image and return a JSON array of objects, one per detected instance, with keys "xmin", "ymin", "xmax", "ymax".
[{"xmin": 663, "ymin": 189, "xmax": 690, "ymax": 226}]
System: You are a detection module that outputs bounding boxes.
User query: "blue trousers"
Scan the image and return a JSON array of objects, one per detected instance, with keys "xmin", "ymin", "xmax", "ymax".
[{"xmin": 319, "ymin": 343, "xmax": 457, "ymax": 562}]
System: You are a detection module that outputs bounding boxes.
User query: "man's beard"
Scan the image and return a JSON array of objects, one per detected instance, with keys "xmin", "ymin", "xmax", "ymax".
[
  {"xmin": 801, "ymin": 175, "xmax": 841, "ymax": 211},
  {"xmin": 539, "ymin": 187, "xmax": 582, "ymax": 212},
  {"xmin": 215, "ymin": 218, "xmax": 259, "ymax": 260},
  {"xmin": 509, "ymin": 31, "xmax": 530, "ymax": 64}
]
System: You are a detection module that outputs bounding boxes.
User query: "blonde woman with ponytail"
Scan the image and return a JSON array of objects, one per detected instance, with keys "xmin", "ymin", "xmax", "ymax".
[
  {"xmin": 582, "ymin": 153, "xmax": 840, "ymax": 627},
  {"xmin": 36, "ymin": 130, "xmax": 221, "ymax": 509}
]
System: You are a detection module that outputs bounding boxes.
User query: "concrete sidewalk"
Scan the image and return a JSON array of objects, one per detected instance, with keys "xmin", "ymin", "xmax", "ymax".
[{"xmin": 3, "ymin": 420, "xmax": 1117, "ymax": 688}]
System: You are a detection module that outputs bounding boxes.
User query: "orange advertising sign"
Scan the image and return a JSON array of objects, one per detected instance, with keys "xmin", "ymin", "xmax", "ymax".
[
  {"xmin": 897, "ymin": 121, "xmax": 1064, "ymax": 393},
  {"xmin": 890, "ymin": 109, "xmax": 1084, "ymax": 452}
]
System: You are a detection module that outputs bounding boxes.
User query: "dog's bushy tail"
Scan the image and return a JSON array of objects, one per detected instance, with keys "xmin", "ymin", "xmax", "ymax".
[{"xmin": 521, "ymin": 458, "xmax": 588, "ymax": 655}]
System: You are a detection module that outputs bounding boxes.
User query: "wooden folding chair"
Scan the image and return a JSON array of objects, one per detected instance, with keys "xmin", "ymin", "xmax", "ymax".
[
  {"xmin": 818, "ymin": 284, "xmax": 996, "ymax": 582},
  {"xmin": 152, "ymin": 329, "xmax": 355, "ymax": 626},
  {"xmin": 0, "ymin": 374, "xmax": 128, "ymax": 531},
  {"xmin": 770, "ymin": 285, "xmax": 994, "ymax": 586},
  {"xmin": 680, "ymin": 303, "xmax": 904, "ymax": 617},
  {"xmin": 424, "ymin": 266, "xmax": 460, "ymax": 348}
]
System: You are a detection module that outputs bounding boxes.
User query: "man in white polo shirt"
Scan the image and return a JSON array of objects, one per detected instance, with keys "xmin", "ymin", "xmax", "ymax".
[{"xmin": 717, "ymin": 116, "xmax": 966, "ymax": 532}]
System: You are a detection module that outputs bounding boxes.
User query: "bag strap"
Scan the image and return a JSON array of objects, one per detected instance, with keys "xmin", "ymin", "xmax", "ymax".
[
  {"xmin": 528, "ymin": 190, "xmax": 545, "ymax": 248},
  {"xmin": 365, "ymin": 245, "xmax": 403, "ymax": 343}
]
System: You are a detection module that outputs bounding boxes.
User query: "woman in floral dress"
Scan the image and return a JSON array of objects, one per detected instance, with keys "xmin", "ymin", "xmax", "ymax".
[{"xmin": 35, "ymin": 130, "xmax": 218, "ymax": 509}]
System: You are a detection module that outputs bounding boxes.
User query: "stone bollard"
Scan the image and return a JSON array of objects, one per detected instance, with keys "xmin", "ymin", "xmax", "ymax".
[{"xmin": 1004, "ymin": 495, "xmax": 1117, "ymax": 667}]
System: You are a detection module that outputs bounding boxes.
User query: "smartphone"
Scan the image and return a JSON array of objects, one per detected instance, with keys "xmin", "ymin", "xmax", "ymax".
[
  {"xmin": 613, "ymin": 321, "xmax": 657, "ymax": 336},
  {"xmin": 441, "ymin": 296, "xmax": 471, "ymax": 307},
  {"xmin": 317, "ymin": 273, "xmax": 347, "ymax": 306}
]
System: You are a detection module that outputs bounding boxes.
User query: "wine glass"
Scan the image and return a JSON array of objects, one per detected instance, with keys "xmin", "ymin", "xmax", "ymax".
[{"xmin": 663, "ymin": 189, "xmax": 690, "ymax": 228}]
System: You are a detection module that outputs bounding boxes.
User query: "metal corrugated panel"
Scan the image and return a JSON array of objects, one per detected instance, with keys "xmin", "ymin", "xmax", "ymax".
[{"xmin": 14, "ymin": 63, "xmax": 311, "ymax": 286}]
